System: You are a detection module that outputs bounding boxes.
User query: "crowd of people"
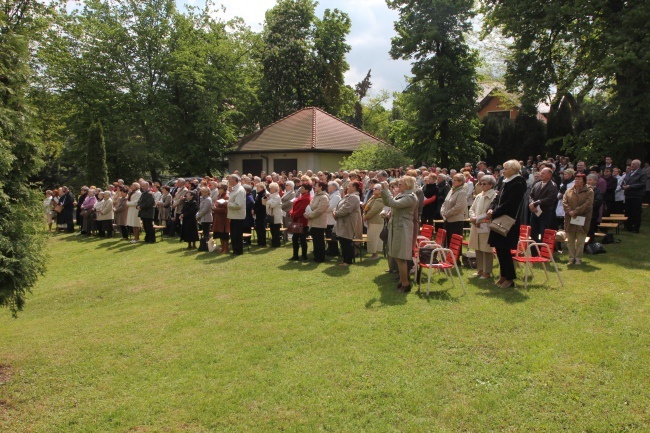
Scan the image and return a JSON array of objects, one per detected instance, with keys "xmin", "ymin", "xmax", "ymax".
[{"xmin": 43, "ymin": 155, "xmax": 649, "ymax": 291}]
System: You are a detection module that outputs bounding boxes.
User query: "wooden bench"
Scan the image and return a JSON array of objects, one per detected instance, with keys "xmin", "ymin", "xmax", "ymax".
[
  {"xmin": 242, "ymin": 233, "xmax": 253, "ymax": 251},
  {"xmin": 598, "ymin": 222, "xmax": 620, "ymax": 235}
]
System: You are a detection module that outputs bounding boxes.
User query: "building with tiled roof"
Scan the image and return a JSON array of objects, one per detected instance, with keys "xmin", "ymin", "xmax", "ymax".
[{"xmin": 227, "ymin": 107, "xmax": 387, "ymax": 175}]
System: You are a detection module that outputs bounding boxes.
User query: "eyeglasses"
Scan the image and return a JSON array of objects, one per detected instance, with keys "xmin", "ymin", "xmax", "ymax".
[{"xmin": 480, "ymin": 182, "xmax": 489, "ymax": 186}]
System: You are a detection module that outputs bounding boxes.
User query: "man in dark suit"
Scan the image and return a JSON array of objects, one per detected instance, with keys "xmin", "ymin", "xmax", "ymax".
[
  {"xmin": 528, "ymin": 167, "xmax": 559, "ymax": 247},
  {"xmin": 622, "ymin": 159, "xmax": 646, "ymax": 233},
  {"xmin": 137, "ymin": 181, "xmax": 156, "ymax": 243},
  {"xmin": 60, "ymin": 186, "xmax": 76, "ymax": 233}
]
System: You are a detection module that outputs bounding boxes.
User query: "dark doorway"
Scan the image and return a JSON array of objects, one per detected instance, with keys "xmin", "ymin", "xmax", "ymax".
[
  {"xmin": 274, "ymin": 159, "xmax": 298, "ymax": 174},
  {"xmin": 242, "ymin": 159, "xmax": 263, "ymax": 176}
]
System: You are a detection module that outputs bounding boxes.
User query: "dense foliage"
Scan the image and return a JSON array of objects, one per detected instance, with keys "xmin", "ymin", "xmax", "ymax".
[
  {"xmin": 340, "ymin": 143, "xmax": 411, "ymax": 171},
  {"xmin": 387, "ymin": 0, "xmax": 486, "ymax": 167},
  {"xmin": 482, "ymin": 0, "xmax": 650, "ymax": 162},
  {"xmin": 0, "ymin": 1, "xmax": 47, "ymax": 317}
]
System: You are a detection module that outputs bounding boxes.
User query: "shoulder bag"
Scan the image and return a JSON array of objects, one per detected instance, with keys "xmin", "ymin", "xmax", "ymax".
[{"xmin": 489, "ymin": 187, "xmax": 520, "ymax": 237}]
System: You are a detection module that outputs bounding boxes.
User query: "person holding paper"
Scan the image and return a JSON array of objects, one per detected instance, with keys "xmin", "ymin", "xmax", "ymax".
[
  {"xmin": 562, "ymin": 173, "xmax": 594, "ymax": 266},
  {"xmin": 528, "ymin": 167, "xmax": 559, "ymax": 249},
  {"xmin": 468, "ymin": 175, "xmax": 497, "ymax": 279}
]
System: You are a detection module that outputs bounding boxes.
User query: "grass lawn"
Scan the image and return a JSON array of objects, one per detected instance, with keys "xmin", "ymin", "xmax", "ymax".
[{"xmin": 1, "ymin": 215, "xmax": 649, "ymax": 432}]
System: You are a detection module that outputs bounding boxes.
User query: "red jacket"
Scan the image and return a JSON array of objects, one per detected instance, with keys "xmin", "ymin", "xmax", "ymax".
[{"xmin": 290, "ymin": 193, "xmax": 311, "ymax": 226}]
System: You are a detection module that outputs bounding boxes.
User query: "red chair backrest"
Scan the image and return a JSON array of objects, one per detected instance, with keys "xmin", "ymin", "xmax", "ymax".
[
  {"xmin": 435, "ymin": 228, "xmax": 446, "ymax": 246},
  {"xmin": 539, "ymin": 229, "xmax": 557, "ymax": 259},
  {"xmin": 446, "ymin": 234, "xmax": 463, "ymax": 265},
  {"xmin": 421, "ymin": 224, "xmax": 434, "ymax": 239},
  {"xmin": 520, "ymin": 225, "xmax": 531, "ymax": 240}
]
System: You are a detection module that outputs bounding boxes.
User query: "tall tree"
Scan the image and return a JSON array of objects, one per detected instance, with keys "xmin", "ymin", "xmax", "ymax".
[
  {"xmin": 86, "ymin": 120, "xmax": 109, "ymax": 188},
  {"xmin": 260, "ymin": 0, "xmax": 353, "ymax": 123},
  {"xmin": 0, "ymin": 1, "xmax": 47, "ymax": 316},
  {"xmin": 482, "ymin": 0, "xmax": 650, "ymax": 161},
  {"xmin": 351, "ymin": 69, "xmax": 372, "ymax": 128},
  {"xmin": 387, "ymin": 0, "xmax": 486, "ymax": 167}
]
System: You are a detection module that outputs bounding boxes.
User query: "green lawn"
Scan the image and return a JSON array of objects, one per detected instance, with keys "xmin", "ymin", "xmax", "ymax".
[{"xmin": 1, "ymin": 216, "xmax": 649, "ymax": 432}]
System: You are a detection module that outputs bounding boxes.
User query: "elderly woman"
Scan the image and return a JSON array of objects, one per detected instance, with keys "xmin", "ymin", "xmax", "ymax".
[
  {"xmin": 113, "ymin": 186, "xmax": 129, "ymax": 240},
  {"xmin": 333, "ymin": 181, "xmax": 363, "ymax": 266},
  {"xmin": 468, "ymin": 175, "xmax": 497, "ymax": 279},
  {"xmin": 363, "ymin": 183, "xmax": 385, "ymax": 260},
  {"xmin": 563, "ymin": 173, "xmax": 594, "ymax": 265},
  {"xmin": 487, "ymin": 159, "xmax": 528, "ymax": 288},
  {"xmin": 126, "ymin": 182, "xmax": 142, "ymax": 243},
  {"xmin": 81, "ymin": 188, "xmax": 98, "ymax": 235},
  {"xmin": 95, "ymin": 190, "xmax": 114, "ymax": 238},
  {"xmin": 180, "ymin": 190, "xmax": 200, "ymax": 249},
  {"xmin": 264, "ymin": 182, "xmax": 283, "ymax": 248},
  {"xmin": 196, "ymin": 187, "xmax": 213, "ymax": 251},
  {"xmin": 440, "ymin": 173, "xmax": 468, "ymax": 256},
  {"xmin": 305, "ymin": 181, "xmax": 330, "ymax": 262},
  {"xmin": 380, "ymin": 176, "xmax": 418, "ymax": 292},
  {"xmin": 211, "ymin": 183, "xmax": 230, "ymax": 253},
  {"xmin": 289, "ymin": 183, "xmax": 312, "ymax": 260},
  {"xmin": 157, "ymin": 185, "xmax": 172, "ymax": 227},
  {"xmin": 43, "ymin": 190, "xmax": 54, "ymax": 232}
]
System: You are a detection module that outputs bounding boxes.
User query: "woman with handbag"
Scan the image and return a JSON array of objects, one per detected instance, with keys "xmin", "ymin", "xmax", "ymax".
[
  {"xmin": 80, "ymin": 188, "xmax": 98, "ymax": 235},
  {"xmin": 363, "ymin": 183, "xmax": 385, "ymax": 260},
  {"xmin": 289, "ymin": 184, "xmax": 312, "ymax": 260},
  {"xmin": 486, "ymin": 160, "xmax": 528, "ymax": 288},
  {"xmin": 196, "ymin": 187, "xmax": 213, "ymax": 251},
  {"xmin": 468, "ymin": 175, "xmax": 497, "ymax": 279}
]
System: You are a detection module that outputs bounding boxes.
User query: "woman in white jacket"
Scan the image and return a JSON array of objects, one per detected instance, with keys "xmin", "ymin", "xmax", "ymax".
[
  {"xmin": 95, "ymin": 190, "xmax": 114, "ymax": 238},
  {"xmin": 264, "ymin": 182, "xmax": 283, "ymax": 248},
  {"xmin": 126, "ymin": 182, "xmax": 142, "ymax": 242}
]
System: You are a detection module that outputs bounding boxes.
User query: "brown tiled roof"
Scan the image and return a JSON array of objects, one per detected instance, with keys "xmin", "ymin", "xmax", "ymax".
[{"xmin": 228, "ymin": 107, "xmax": 387, "ymax": 154}]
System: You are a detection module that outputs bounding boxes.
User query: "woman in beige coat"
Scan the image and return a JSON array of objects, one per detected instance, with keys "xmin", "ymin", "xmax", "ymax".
[
  {"xmin": 562, "ymin": 173, "xmax": 594, "ymax": 265},
  {"xmin": 468, "ymin": 175, "xmax": 497, "ymax": 278},
  {"xmin": 264, "ymin": 182, "xmax": 283, "ymax": 248},
  {"xmin": 440, "ymin": 174, "xmax": 468, "ymax": 255},
  {"xmin": 306, "ymin": 181, "xmax": 330, "ymax": 262},
  {"xmin": 363, "ymin": 183, "xmax": 385, "ymax": 259},
  {"xmin": 333, "ymin": 181, "xmax": 363, "ymax": 266},
  {"xmin": 380, "ymin": 176, "xmax": 418, "ymax": 292}
]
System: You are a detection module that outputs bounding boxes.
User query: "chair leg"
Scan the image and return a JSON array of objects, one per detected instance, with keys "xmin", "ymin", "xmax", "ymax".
[
  {"xmin": 523, "ymin": 259, "xmax": 529, "ymax": 289},
  {"xmin": 453, "ymin": 262, "xmax": 466, "ymax": 295},
  {"xmin": 550, "ymin": 257, "xmax": 564, "ymax": 288},
  {"xmin": 541, "ymin": 261, "xmax": 550, "ymax": 284}
]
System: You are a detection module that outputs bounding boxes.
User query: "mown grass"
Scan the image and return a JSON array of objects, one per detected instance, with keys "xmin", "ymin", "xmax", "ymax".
[{"xmin": 1, "ymin": 214, "xmax": 649, "ymax": 432}]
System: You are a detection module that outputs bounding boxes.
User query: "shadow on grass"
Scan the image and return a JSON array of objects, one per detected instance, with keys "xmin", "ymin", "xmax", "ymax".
[
  {"xmin": 365, "ymin": 272, "xmax": 407, "ymax": 308},
  {"xmin": 475, "ymin": 283, "xmax": 529, "ymax": 303},
  {"xmin": 413, "ymin": 276, "xmax": 461, "ymax": 302}
]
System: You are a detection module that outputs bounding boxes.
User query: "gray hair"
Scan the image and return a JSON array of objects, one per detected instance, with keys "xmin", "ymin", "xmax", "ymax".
[
  {"xmin": 587, "ymin": 173, "xmax": 599, "ymax": 182},
  {"xmin": 285, "ymin": 180, "xmax": 294, "ymax": 189},
  {"xmin": 328, "ymin": 181, "xmax": 339, "ymax": 190},
  {"xmin": 482, "ymin": 175, "xmax": 497, "ymax": 187}
]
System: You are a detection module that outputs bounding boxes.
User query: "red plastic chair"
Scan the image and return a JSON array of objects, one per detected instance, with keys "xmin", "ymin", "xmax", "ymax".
[
  {"xmin": 420, "ymin": 224, "xmax": 434, "ymax": 240},
  {"xmin": 417, "ymin": 234, "xmax": 466, "ymax": 295},
  {"xmin": 510, "ymin": 225, "xmax": 532, "ymax": 256},
  {"xmin": 434, "ymin": 228, "xmax": 446, "ymax": 246},
  {"xmin": 512, "ymin": 229, "xmax": 564, "ymax": 289}
]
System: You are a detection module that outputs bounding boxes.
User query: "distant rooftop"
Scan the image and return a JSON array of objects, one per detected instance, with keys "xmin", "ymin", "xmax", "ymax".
[{"xmin": 228, "ymin": 107, "xmax": 387, "ymax": 154}]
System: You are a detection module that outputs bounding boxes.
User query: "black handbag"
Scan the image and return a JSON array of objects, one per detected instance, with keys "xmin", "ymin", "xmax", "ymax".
[
  {"xmin": 265, "ymin": 214, "xmax": 274, "ymax": 225},
  {"xmin": 379, "ymin": 222, "xmax": 388, "ymax": 242}
]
